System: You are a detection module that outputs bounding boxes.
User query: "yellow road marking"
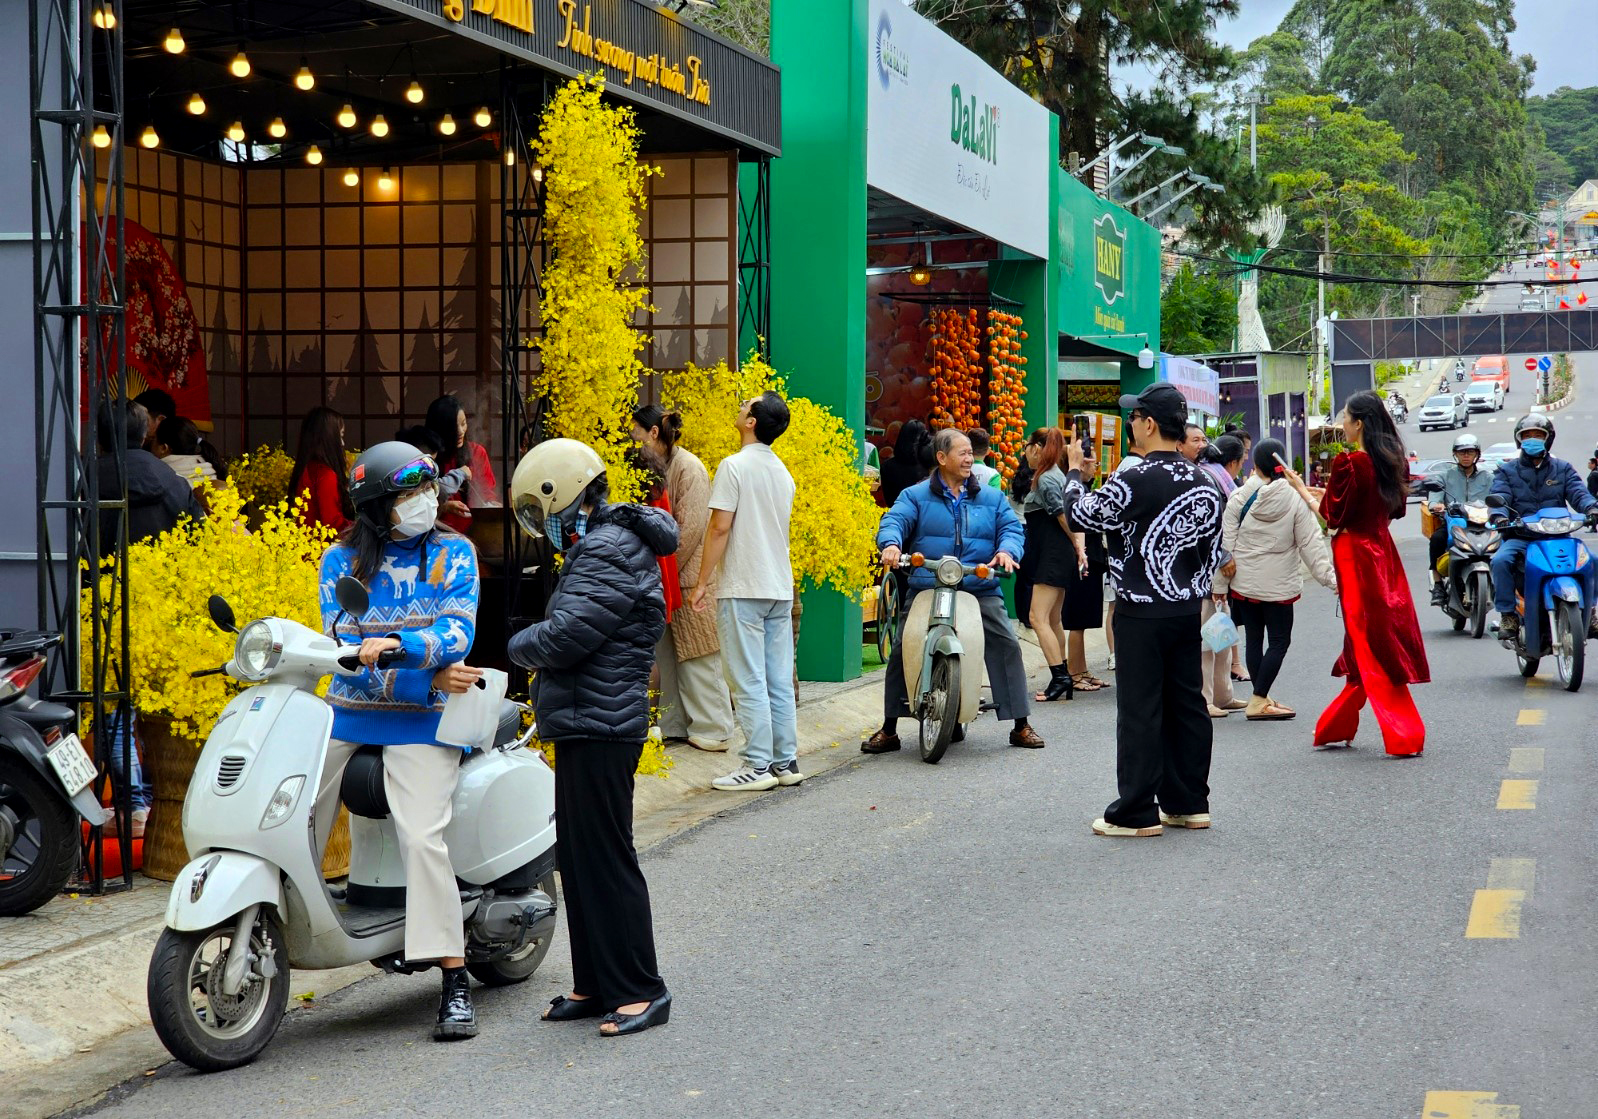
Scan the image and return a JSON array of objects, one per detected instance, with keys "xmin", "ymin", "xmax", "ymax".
[
  {"xmin": 1422, "ymin": 1090, "xmax": 1521, "ymax": 1118},
  {"xmin": 1523, "ymin": 676, "xmax": 1549, "ymax": 688},
  {"xmin": 1515, "ymin": 708, "xmax": 1545, "ymax": 726},
  {"xmin": 1486, "ymin": 857, "xmax": 1536, "ymax": 891},
  {"xmin": 1507, "ymin": 747, "xmax": 1544, "ymax": 773},
  {"xmin": 1496, "ymin": 779, "xmax": 1538, "ymax": 810},
  {"xmin": 1465, "ymin": 890, "xmax": 1525, "ymax": 938}
]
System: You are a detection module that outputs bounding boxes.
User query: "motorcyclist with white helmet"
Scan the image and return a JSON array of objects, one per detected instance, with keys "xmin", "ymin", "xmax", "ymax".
[
  {"xmin": 1427, "ymin": 433, "xmax": 1492, "ymax": 605},
  {"xmin": 1488, "ymin": 414, "xmax": 1598, "ymax": 641}
]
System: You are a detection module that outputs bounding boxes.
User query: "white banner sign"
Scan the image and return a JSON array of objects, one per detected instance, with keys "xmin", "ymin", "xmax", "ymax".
[
  {"xmin": 866, "ymin": 0, "xmax": 1050, "ymax": 258},
  {"xmin": 1159, "ymin": 355, "xmax": 1221, "ymax": 416}
]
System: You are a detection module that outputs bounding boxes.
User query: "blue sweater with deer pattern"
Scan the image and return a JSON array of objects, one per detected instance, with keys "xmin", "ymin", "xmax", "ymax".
[{"xmin": 318, "ymin": 530, "xmax": 479, "ymax": 749}]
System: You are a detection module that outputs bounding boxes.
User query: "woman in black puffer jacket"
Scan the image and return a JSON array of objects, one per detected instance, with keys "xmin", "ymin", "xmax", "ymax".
[{"xmin": 508, "ymin": 439, "xmax": 679, "ymax": 1037}]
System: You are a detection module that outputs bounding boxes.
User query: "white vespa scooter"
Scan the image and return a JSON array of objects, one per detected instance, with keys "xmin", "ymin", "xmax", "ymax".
[
  {"xmin": 147, "ymin": 578, "xmax": 557, "ymax": 1071},
  {"xmin": 888, "ymin": 553, "xmax": 997, "ymax": 764}
]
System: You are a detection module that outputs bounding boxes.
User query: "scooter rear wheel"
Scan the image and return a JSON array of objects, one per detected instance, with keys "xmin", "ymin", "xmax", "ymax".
[
  {"xmin": 918, "ymin": 654, "xmax": 960, "ymax": 765},
  {"xmin": 0, "ymin": 761, "xmax": 80, "ymax": 916},
  {"xmin": 467, "ymin": 871, "xmax": 558, "ymax": 986},
  {"xmin": 148, "ymin": 909, "xmax": 289, "ymax": 1071}
]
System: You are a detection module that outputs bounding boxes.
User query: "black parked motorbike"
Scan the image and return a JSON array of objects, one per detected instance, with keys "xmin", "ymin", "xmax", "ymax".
[{"xmin": 0, "ymin": 630, "xmax": 109, "ymax": 916}]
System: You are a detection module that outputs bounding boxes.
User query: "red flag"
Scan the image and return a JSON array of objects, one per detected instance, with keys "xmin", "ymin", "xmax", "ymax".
[
  {"xmin": 1579, "ymin": 291, "xmax": 1590, "ymax": 306},
  {"xmin": 1572, "ymin": 258, "xmax": 1582, "ymax": 270},
  {"xmin": 1559, "ymin": 299, "xmax": 1571, "ymax": 310}
]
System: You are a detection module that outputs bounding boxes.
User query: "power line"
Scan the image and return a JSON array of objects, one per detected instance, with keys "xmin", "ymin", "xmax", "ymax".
[{"xmin": 1177, "ymin": 249, "xmax": 1598, "ymax": 289}]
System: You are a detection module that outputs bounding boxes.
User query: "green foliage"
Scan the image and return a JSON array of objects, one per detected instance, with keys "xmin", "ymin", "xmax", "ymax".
[
  {"xmin": 913, "ymin": 0, "xmax": 1268, "ymax": 248},
  {"xmin": 1161, "ymin": 263, "xmax": 1239, "ymax": 355},
  {"xmin": 693, "ymin": 0, "xmax": 768, "ymax": 54},
  {"xmin": 1527, "ymin": 86, "xmax": 1598, "ymax": 190}
]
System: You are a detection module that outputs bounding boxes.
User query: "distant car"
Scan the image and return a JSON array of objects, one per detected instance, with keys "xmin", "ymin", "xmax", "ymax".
[
  {"xmin": 1471, "ymin": 355, "xmax": 1511, "ymax": 398},
  {"xmin": 1407, "ymin": 458, "xmax": 1450, "ymax": 501},
  {"xmin": 1464, "ymin": 381, "xmax": 1505, "ymax": 412},
  {"xmin": 1418, "ymin": 393, "xmax": 1469, "ymax": 431},
  {"xmin": 1520, "ymin": 294, "xmax": 1546, "ymax": 312}
]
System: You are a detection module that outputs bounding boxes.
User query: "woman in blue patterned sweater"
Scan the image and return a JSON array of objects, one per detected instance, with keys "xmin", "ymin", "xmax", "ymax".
[{"xmin": 311, "ymin": 441, "xmax": 485, "ymax": 1042}]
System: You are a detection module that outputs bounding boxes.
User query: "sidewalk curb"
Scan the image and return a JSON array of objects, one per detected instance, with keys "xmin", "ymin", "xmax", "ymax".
[{"xmin": 2, "ymin": 621, "xmax": 1090, "ymax": 1119}]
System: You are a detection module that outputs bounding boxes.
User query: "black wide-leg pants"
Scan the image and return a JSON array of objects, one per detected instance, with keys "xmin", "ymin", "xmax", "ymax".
[
  {"xmin": 553, "ymin": 739, "xmax": 666, "ymax": 1012},
  {"xmin": 1104, "ymin": 612, "xmax": 1212, "ymax": 828}
]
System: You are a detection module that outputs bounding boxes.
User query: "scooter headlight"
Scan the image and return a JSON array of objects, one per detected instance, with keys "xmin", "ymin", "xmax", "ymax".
[
  {"xmin": 259, "ymin": 775, "xmax": 305, "ymax": 830},
  {"xmin": 233, "ymin": 620, "xmax": 282, "ymax": 681},
  {"xmin": 1537, "ymin": 517, "xmax": 1577, "ymax": 535},
  {"xmin": 935, "ymin": 557, "xmax": 964, "ymax": 587}
]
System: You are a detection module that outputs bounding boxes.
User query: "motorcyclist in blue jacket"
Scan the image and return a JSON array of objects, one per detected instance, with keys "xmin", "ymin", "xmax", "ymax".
[
  {"xmin": 864, "ymin": 427, "xmax": 1043, "ymax": 753},
  {"xmin": 1489, "ymin": 413, "xmax": 1598, "ymax": 642}
]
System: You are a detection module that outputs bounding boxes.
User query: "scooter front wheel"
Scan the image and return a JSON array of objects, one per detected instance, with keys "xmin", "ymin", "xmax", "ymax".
[
  {"xmin": 148, "ymin": 909, "xmax": 289, "ymax": 1071},
  {"xmin": 918, "ymin": 654, "xmax": 961, "ymax": 765},
  {"xmin": 467, "ymin": 871, "xmax": 558, "ymax": 986},
  {"xmin": 1554, "ymin": 600, "xmax": 1585, "ymax": 692},
  {"xmin": 1469, "ymin": 573, "xmax": 1490, "ymax": 639}
]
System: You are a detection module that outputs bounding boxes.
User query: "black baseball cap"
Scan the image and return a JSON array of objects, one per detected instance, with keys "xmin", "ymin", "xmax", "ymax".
[{"xmin": 1118, "ymin": 382, "xmax": 1188, "ymax": 429}]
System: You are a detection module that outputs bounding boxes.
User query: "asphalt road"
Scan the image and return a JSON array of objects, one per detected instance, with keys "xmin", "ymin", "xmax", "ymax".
[{"xmin": 72, "ymin": 477, "xmax": 1598, "ymax": 1113}]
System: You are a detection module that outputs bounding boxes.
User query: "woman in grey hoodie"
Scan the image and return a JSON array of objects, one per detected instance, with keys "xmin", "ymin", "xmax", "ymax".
[{"xmin": 1213, "ymin": 439, "xmax": 1337, "ymax": 719}]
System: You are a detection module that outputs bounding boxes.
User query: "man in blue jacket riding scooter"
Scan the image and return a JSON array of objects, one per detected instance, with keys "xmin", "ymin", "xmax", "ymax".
[
  {"xmin": 863, "ymin": 427, "xmax": 1044, "ymax": 753},
  {"xmin": 1490, "ymin": 413, "xmax": 1598, "ymax": 643}
]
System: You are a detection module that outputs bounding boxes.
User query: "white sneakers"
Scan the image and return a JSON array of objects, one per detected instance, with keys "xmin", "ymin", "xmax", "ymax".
[
  {"xmin": 1091, "ymin": 812, "xmax": 1213, "ymax": 836},
  {"xmin": 1158, "ymin": 811, "xmax": 1212, "ymax": 830}
]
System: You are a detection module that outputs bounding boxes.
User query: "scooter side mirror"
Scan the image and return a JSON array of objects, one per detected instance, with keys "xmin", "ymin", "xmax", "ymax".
[
  {"xmin": 207, "ymin": 595, "xmax": 238, "ymax": 634},
  {"xmin": 335, "ymin": 576, "xmax": 371, "ymax": 617},
  {"xmin": 1485, "ymin": 494, "xmax": 1508, "ymax": 509}
]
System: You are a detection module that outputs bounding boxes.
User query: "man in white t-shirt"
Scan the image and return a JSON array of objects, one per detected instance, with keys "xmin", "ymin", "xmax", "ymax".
[{"xmin": 690, "ymin": 391, "xmax": 801, "ymax": 792}]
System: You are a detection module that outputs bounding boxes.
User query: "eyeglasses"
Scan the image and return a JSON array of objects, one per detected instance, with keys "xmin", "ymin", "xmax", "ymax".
[{"xmin": 389, "ymin": 455, "xmax": 439, "ymax": 490}]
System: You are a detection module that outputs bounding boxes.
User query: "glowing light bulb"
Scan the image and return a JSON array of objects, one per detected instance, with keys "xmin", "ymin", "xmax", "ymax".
[
  {"xmin": 162, "ymin": 26, "xmax": 184, "ymax": 53},
  {"xmin": 92, "ymin": 4, "xmax": 115, "ymax": 30},
  {"xmin": 405, "ymin": 80, "xmax": 424, "ymax": 104},
  {"xmin": 229, "ymin": 48, "xmax": 251, "ymax": 78},
  {"xmin": 378, "ymin": 168, "xmax": 394, "ymax": 191},
  {"xmin": 139, "ymin": 124, "xmax": 159, "ymax": 149},
  {"xmin": 91, "ymin": 125, "xmax": 111, "ymax": 149},
  {"xmin": 268, "ymin": 117, "xmax": 287, "ymax": 139},
  {"xmin": 305, "ymin": 144, "xmax": 323, "ymax": 166},
  {"xmin": 438, "ymin": 113, "xmax": 456, "ymax": 136},
  {"xmin": 504, "ymin": 149, "xmax": 515, "ymax": 167},
  {"xmin": 343, "ymin": 168, "xmax": 360, "ymax": 187},
  {"xmin": 187, "ymin": 91, "xmax": 205, "ymax": 115},
  {"xmin": 294, "ymin": 60, "xmax": 314, "ymax": 91},
  {"xmin": 369, "ymin": 114, "xmax": 389, "ymax": 138},
  {"xmin": 226, "ymin": 120, "xmax": 246, "ymax": 143},
  {"xmin": 336, "ymin": 104, "xmax": 357, "ymax": 129},
  {"xmin": 473, "ymin": 106, "xmax": 492, "ymax": 128},
  {"xmin": 532, "ymin": 165, "xmax": 544, "ymax": 183}
]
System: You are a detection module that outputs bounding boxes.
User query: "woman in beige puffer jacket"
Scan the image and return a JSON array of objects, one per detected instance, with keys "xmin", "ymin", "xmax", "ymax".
[{"xmin": 1213, "ymin": 439, "xmax": 1337, "ymax": 719}]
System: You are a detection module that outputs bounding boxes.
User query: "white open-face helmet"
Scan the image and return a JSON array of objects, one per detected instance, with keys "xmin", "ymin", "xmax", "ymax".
[
  {"xmin": 511, "ymin": 438, "xmax": 605, "ymax": 541},
  {"xmin": 1451, "ymin": 433, "xmax": 1480, "ymax": 458}
]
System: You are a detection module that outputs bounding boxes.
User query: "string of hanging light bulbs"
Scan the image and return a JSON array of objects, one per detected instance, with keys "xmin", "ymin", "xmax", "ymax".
[{"xmin": 116, "ymin": 18, "xmax": 498, "ymax": 174}]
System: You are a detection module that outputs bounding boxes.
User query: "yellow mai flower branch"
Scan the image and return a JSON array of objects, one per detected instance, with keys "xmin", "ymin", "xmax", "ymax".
[
  {"xmin": 531, "ymin": 73, "xmax": 656, "ymax": 503},
  {"xmin": 82, "ymin": 482, "xmax": 333, "ymax": 741},
  {"xmin": 663, "ymin": 354, "xmax": 880, "ymax": 597}
]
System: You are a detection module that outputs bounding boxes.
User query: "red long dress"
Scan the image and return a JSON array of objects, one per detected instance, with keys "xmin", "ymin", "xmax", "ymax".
[
  {"xmin": 438, "ymin": 441, "xmax": 499, "ymax": 535},
  {"xmin": 1314, "ymin": 450, "xmax": 1430, "ymax": 755}
]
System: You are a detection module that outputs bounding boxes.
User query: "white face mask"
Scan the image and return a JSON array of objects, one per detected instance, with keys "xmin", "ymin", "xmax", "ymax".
[{"xmin": 392, "ymin": 489, "xmax": 439, "ymax": 539}]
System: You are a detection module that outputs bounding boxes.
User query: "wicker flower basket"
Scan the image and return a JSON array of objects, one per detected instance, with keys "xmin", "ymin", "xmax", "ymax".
[{"xmin": 139, "ymin": 717, "xmax": 350, "ymax": 882}]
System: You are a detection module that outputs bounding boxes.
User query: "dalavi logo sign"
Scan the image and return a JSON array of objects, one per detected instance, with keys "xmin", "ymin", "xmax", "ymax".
[
  {"xmin": 949, "ymin": 85, "xmax": 999, "ymax": 165},
  {"xmin": 875, "ymin": 11, "xmax": 909, "ymax": 91},
  {"xmin": 1093, "ymin": 213, "xmax": 1126, "ymax": 305}
]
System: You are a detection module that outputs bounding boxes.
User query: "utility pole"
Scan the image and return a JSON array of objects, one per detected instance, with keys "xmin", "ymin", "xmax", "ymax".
[{"xmin": 1314, "ymin": 215, "xmax": 1329, "ymax": 418}]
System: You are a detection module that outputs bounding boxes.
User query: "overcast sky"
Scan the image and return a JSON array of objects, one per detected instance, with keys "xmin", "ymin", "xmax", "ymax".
[{"xmin": 1125, "ymin": 0, "xmax": 1585, "ymax": 96}]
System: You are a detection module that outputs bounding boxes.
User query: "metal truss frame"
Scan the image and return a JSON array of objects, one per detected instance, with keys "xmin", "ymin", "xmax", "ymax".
[{"xmin": 737, "ymin": 156, "xmax": 771, "ymax": 362}]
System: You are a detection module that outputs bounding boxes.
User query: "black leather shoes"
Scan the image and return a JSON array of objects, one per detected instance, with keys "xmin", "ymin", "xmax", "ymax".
[
  {"xmin": 600, "ymin": 991, "xmax": 672, "ymax": 1037},
  {"xmin": 543, "ymin": 994, "xmax": 606, "ymax": 1021},
  {"xmin": 433, "ymin": 967, "xmax": 478, "ymax": 1041},
  {"xmin": 861, "ymin": 730, "xmax": 901, "ymax": 753}
]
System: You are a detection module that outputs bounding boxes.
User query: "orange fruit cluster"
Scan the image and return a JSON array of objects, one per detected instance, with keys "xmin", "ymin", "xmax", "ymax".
[
  {"xmin": 986, "ymin": 310, "xmax": 1029, "ymax": 485},
  {"xmin": 927, "ymin": 308, "xmax": 984, "ymax": 430}
]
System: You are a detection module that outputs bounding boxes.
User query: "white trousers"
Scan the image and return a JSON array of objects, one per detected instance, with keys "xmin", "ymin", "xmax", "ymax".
[
  {"xmin": 315, "ymin": 739, "xmax": 465, "ymax": 962},
  {"xmin": 655, "ymin": 628, "xmax": 736, "ymax": 744}
]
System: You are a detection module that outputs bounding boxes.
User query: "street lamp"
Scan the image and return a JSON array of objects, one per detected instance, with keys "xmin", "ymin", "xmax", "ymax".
[
  {"xmin": 1144, "ymin": 177, "xmax": 1224, "ymax": 222},
  {"xmin": 1123, "ymin": 170, "xmax": 1191, "ymax": 211},
  {"xmin": 1105, "ymin": 139, "xmax": 1186, "ymax": 196},
  {"xmin": 1073, "ymin": 132, "xmax": 1165, "ymax": 187}
]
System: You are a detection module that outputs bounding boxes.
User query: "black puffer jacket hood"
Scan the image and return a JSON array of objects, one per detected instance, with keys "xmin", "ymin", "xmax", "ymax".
[{"xmin": 508, "ymin": 502, "xmax": 679, "ymax": 743}]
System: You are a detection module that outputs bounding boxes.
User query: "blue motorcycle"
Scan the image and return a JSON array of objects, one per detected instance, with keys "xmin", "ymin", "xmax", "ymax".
[{"xmin": 1487, "ymin": 496, "xmax": 1598, "ymax": 690}]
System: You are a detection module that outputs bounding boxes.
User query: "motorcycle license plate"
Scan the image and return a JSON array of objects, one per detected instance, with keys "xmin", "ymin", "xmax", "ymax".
[{"xmin": 46, "ymin": 733, "xmax": 98, "ymax": 796}]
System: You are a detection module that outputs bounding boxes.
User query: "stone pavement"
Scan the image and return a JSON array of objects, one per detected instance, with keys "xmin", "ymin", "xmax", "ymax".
[{"xmin": 0, "ymin": 625, "xmax": 1080, "ymax": 1119}]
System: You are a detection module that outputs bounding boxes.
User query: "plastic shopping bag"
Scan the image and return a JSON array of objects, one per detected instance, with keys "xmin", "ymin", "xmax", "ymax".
[
  {"xmin": 1199, "ymin": 609, "xmax": 1239, "ymax": 654},
  {"xmin": 435, "ymin": 667, "xmax": 509, "ymax": 748}
]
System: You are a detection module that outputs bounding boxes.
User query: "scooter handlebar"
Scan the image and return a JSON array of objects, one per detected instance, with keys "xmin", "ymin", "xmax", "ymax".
[
  {"xmin": 335, "ymin": 648, "xmax": 408, "ymax": 672},
  {"xmin": 886, "ymin": 552, "xmax": 1014, "ymax": 579}
]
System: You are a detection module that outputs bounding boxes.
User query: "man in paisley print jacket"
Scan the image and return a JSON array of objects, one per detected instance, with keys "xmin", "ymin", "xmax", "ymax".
[{"xmin": 1060, "ymin": 383, "xmax": 1225, "ymax": 838}]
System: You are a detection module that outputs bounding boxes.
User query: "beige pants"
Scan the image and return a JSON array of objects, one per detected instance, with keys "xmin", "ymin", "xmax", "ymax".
[
  {"xmin": 655, "ymin": 628, "xmax": 736, "ymax": 744},
  {"xmin": 1199, "ymin": 599, "xmax": 1236, "ymax": 709},
  {"xmin": 315, "ymin": 739, "xmax": 465, "ymax": 962}
]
